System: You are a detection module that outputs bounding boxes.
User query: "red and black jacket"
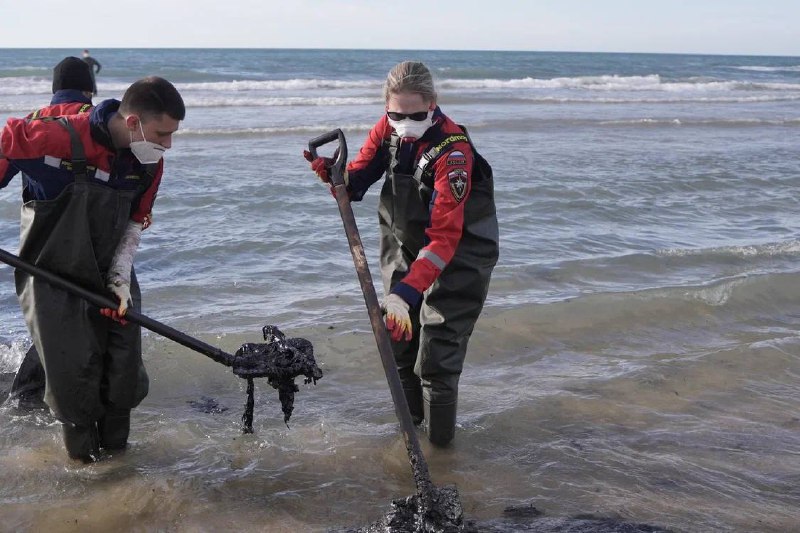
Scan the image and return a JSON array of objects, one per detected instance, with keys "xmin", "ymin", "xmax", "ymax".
[
  {"xmin": 346, "ymin": 107, "xmax": 476, "ymax": 307},
  {"xmin": 0, "ymin": 90, "xmax": 93, "ymax": 192},
  {"xmin": 0, "ymin": 99, "xmax": 161, "ymax": 226}
]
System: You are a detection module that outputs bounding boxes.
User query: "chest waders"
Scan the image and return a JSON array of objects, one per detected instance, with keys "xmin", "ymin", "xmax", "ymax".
[
  {"xmin": 9, "ymin": 104, "xmax": 96, "ymax": 410},
  {"xmin": 15, "ymin": 118, "xmax": 149, "ymax": 461},
  {"xmin": 378, "ymin": 130, "xmax": 499, "ymax": 446}
]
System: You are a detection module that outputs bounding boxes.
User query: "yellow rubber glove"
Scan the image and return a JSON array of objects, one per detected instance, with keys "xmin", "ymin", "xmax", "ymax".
[{"xmin": 382, "ymin": 293, "xmax": 412, "ymax": 342}]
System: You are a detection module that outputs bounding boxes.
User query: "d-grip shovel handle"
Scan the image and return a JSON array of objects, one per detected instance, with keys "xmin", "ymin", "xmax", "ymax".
[{"xmin": 308, "ymin": 129, "xmax": 348, "ymax": 186}]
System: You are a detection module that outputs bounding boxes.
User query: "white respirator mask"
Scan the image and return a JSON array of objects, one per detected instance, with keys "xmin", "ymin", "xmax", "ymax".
[
  {"xmin": 129, "ymin": 121, "xmax": 165, "ymax": 164},
  {"xmin": 387, "ymin": 109, "xmax": 434, "ymax": 141}
]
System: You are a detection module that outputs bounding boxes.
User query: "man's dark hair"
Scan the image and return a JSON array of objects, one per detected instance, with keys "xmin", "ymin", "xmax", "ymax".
[{"xmin": 119, "ymin": 76, "xmax": 186, "ymax": 121}]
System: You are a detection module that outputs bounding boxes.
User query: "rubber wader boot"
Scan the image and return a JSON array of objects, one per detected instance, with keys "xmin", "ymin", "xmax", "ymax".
[
  {"xmin": 403, "ymin": 383, "xmax": 424, "ymax": 426},
  {"xmin": 62, "ymin": 422, "xmax": 100, "ymax": 463},
  {"xmin": 423, "ymin": 390, "xmax": 458, "ymax": 447},
  {"xmin": 9, "ymin": 345, "xmax": 46, "ymax": 410},
  {"xmin": 396, "ymin": 341, "xmax": 423, "ymax": 425},
  {"xmin": 98, "ymin": 407, "xmax": 131, "ymax": 451},
  {"xmin": 11, "ymin": 387, "xmax": 47, "ymax": 411},
  {"xmin": 400, "ymin": 372, "xmax": 424, "ymax": 426}
]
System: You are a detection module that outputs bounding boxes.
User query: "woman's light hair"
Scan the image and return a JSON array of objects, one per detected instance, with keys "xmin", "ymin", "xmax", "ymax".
[{"xmin": 383, "ymin": 61, "xmax": 437, "ymax": 104}]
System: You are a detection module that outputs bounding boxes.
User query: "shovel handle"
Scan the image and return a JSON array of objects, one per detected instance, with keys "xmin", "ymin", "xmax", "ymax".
[
  {"xmin": 308, "ymin": 129, "xmax": 435, "ymax": 504},
  {"xmin": 308, "ymin": 129, "xmax": 348, "ymax": 186},
  {"xmin": 0, "ymin": 247, "xmax": 235, "ymax": 367}
]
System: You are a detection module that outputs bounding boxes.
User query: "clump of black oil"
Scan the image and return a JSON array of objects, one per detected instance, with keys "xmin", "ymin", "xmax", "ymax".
[
  {"xmin": 347, "ymin": 440, "xmax": 669, "ymax": 533},
  {"xmin": 360, "ymin": 484, "xmax": 464, "ymax": 533},
  {"xmin": 231, "ymin": 325, "xmax": 323, "ymax": 432}
]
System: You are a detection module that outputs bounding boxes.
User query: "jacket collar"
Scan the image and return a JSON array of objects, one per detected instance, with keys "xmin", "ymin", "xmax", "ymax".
[
  {"xmin": 50, "ymin": 90, "xmax": 92, "ymax": 106},
  {"xmin": 89, "ymin": 99, "xmax": 121, "ymax": 152}
]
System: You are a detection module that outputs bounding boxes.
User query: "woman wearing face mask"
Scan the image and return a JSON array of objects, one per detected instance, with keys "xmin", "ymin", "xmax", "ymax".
[
  {"xmin": 304, "ymin": 61, "xmax": 499, "ymax": 446},
  {"xmin": 0, "ymin": 77, "xmax": 184, "ymax": 462}
]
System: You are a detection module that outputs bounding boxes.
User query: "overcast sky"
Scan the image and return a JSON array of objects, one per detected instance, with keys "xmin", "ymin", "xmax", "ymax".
[{"xmin": 1, "ymin": 0, "xmax": 798, "ymax": 56}]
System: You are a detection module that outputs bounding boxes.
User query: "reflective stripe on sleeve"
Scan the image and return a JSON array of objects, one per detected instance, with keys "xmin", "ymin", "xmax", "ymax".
[{"xmin": 418, "ymin": 249, "xmax": 446, "ymax": 270}]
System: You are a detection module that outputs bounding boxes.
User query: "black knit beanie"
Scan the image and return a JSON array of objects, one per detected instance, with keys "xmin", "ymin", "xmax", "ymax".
[{"xmin": 52, "ymin": 56, "xmax": 94, "ymax": 94}]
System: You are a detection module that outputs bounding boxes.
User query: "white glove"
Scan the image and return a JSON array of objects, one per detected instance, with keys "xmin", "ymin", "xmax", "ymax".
[
  {"xmin": 106, "ymin": 279, "xmax": 132, "ymax": 315},
  {"xmin": 105, "ymin": 221, "xmax": 143, "ymax": 316},
  {"xmin": 381, "ymin": 293, "xmax": 412, "ymax": 342}
]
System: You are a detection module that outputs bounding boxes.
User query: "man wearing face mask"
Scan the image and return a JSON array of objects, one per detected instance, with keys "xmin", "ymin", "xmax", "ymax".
[
  {"xmin": 0, "ymin": 76, "xmax": 185, "ymax": 462},
  {"xmin": 304, "ymin": 61, "xmax": 499, "ymax": 447}
]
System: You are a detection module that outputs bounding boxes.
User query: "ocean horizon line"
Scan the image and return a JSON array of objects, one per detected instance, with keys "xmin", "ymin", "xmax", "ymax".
[{"xmin": 1, "ymin": 46, "xmax": 799, "ymax": 59}]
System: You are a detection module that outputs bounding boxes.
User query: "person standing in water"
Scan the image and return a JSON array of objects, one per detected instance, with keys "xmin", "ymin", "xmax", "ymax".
[
  {"xmin": 1, "ymin": 56, "xmax": 96, "ymax": 410},
  {"xmin": 82, "ymin": 49, "xmax": 102, "ymax": 96},
  {"xmin": 304, "ymin": 61, "xmax": 499, "ymax": 446},
  {"xmin": 0, "ymin": 77, "xmax": 185, "ymax": 462}
]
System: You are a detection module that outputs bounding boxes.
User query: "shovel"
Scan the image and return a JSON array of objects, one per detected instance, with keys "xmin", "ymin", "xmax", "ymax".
[{"xmin": 308, "ymin": 130, "xmax": 462, "ymax": 529}]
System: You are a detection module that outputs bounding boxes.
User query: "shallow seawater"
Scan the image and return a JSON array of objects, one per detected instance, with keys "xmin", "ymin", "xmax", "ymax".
[
  {"xmin": 2, "ymin": 289, "xmax": 800, "ymax": 532},
  {"xmin": 2, "ymin": 48, "xmax": 800, "ymax": 531}
]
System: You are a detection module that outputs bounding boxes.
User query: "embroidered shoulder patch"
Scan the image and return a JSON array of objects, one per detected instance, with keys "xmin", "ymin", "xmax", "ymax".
[
  {"xmin": 446, "ymin": 150, "xmax": 466, "ymax": 166},
  {"xmin": 448, "ymin": 169, "xmax": 468, "ymax": 202}
]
